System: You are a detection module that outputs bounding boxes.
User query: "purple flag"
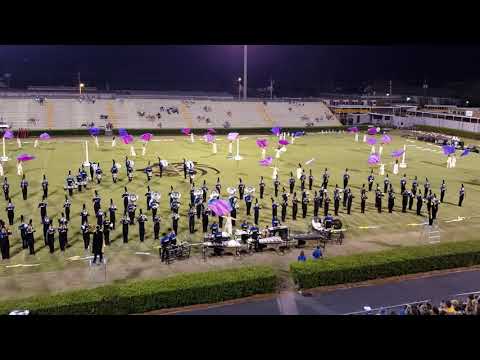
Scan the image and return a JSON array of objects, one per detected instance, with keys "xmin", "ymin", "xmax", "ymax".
[
  {"xmin": 271, "ymin": 127, "xmax": 281, "ymax": 136},
  {"xmin": 279, "ymin": 139, "xmax": 289, "ymax": 146},
  {"xmin": 17, "ymin": 154, "xmax": 35, "ymax": 162},
  {"xmin": 182, "ymin": 128, "xmax": 191, "ymax": 135},
  {"xmin": 461, "ymin": 149, "xmax": 470, "ymax": 157},
  {"xmin": 256, "ymin": 138, "xmax": 268, "ymax": 148},
  {"xmin": 121, "ymin": 134, "xmax": 134, "ymax": 145},
  {"xmin": 140, "ymin": 133, "xmax": 153, "ymax": 142},
  {"xmin": 119, "ymin": 128, "xmax": 128, "ymax": 137},
  {"xmin": 89, "ymin": 127, "xmax": 100, "ymax": 136},
  {"xmin": 442, "ymin": 145, "xmax": 455, "ymax": 156},
  {"xmin": 3, "ymin": 130, "xmax": 13, "ymax": 139},
  {"xmin": 367, "ymin": 137, "xmax": 377, "ymax": 145},
  {"xmin": 367, "ymin": 128, "xmax": 377, "ymax": 135},
  {"xmin": 381, "ymin": 134, "xmax": 392, "ymax": 144},
  {"xmin": 259, "ymin": 156, "xmax": 273, "ymax": 166},
  {"xmin": 39, "ymin": 132, "xmax": 50, "ymax": 140},
  {"xmin": 368, "ymin": 154, "xmax": 380, "ymax": 165},
  {"xmin": 207, "ymin": 128, "xmax": 216, "ymax": 134},
  {"xmin": 227, "ymin": 132, "xmax": 239, "ymax": 141},
  {"xmin": 203, "ymin": 133, "xmax": 215, "ymax": 143},
  {"xmin": 391, "ymin": 149, "xmax": 405, "ymax": 158},
  {"xmin": 208, "ymin": 199, "xmax": 232, "ymax": 216}
]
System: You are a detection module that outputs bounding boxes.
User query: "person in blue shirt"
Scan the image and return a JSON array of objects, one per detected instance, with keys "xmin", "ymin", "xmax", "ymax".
[
  {"xmin": 168, "ymin": 229, "xmax": 177, "ymax": 246},
  {"xmin": 312, "ymin": 246, "xmax": 323, "ymax": 260},
  {"xmin": 272, "ymin": 216, "xmax": 280, "ymax": 228},
  {"xmin": 160, "ymin": 232, "xmax": 170, "ymax": 262},
  {"xmin": 297, "ymin": 250, "xmax": 306, "ymax": 262}
]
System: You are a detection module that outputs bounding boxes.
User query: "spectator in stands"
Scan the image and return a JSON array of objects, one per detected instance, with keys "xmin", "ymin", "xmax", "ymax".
[
  {"xmin": 312, "ymin": 246, "xmax": 323, "ymax": 260},
  {"xmin": 297, "ymin": 251, "xmax": 306, "ymax": 262},
  {"xmin": 443, "ymin": 300, "xmax": 456, "ymax": 314}
]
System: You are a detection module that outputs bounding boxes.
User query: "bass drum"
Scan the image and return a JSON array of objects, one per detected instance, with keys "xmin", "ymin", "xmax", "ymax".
[{"xmin": 332, "ymin": 219, "xmax": 343, "ymax": 230}]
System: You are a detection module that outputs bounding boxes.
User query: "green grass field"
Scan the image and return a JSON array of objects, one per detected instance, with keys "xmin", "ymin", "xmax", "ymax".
[{"xmin": 0, "ymin": 129, "xmax": 479, "ymax": 278}]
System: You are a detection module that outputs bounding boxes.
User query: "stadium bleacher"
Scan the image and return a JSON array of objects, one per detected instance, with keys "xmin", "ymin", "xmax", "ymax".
[{"xmin": 0, "ymin": 96, "xmax": 340, "ymax": 130}]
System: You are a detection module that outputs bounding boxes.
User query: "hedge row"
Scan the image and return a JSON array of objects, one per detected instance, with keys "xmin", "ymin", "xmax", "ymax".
[
  {"xmin": 290, "ymin": 240, "xmax": 480, "ymax": 289},
  {"xmin": 0, "ymin": 266, "xmax": 277, "ymax": 315},
  {"xmin": 19, "ymin": 126, "xmax": 348, "ymax": 138},
  {"xmin": 414, "ymin": 125, "xmax": 480, "ymax": 141}
]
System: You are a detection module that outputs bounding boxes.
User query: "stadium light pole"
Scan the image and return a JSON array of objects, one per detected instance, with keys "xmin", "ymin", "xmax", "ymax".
[
  {"xmin": 238, "ymin": 77, "xmax": 242, "ymax": 99},
  {"xmin": 243, "ymin": 45, "xmax": 247, "ymax": 100}
]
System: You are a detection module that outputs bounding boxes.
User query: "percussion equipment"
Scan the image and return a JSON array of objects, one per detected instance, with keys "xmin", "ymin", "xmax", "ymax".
[
  {"xmin": 245, "ymin": 186, "xmax": 255, "ymax": 194},
  {"xmin": 128, "ymin": 194, "xmax": 138, "ymax": 203},
  {"xmin": 151, "ymin": 192, "xmax": 161, "ymax": 201},
  {"xmin": 227, "ymin": 187, "xmax": 237, "ymax": 195}
]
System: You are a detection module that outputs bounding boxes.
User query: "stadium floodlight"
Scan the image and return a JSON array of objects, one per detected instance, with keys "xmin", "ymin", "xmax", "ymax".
[
  {"xmin": 79, "ymin": 83, "xmax": 85, "ymax": 95},
  {"xmin": 466, "ymin": 100, "xmax": 470, "ymax": 105},
  {"xmin": 386, "ymin": 93, "xmax": 390, "ymax": 97},
  {"xmin": 406, "ymin": 97, "xmax": 411, "ymax": 102},
  {"xmin": 237, "ymin": 77, "xmax": 242, "ymax": 100}
]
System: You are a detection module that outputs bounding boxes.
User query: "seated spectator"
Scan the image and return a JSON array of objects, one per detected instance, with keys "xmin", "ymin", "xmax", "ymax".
[
  {"xmin": 312, "ymin": 246, "xmax": 323, "ymax": 260},
  {"xmin": 297, "ymin": 251, "xmax": 306, "ymax": 262},
  {"xmin": 444, "ymin": 300, "xmax": 456, "ymax": 314}
]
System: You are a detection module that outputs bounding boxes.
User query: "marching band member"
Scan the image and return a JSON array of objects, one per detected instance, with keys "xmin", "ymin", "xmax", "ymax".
[
  {"xmin": 121, "ymin": 213, "xmax": 130, "ymax": 243},
  {"xmin": 411, "ymin": 176, "xmax": 418, "ymax": 196},
  {"xmin": 96, "ymin": 208, "xmax": 104, "ymax": 227},
  {"xmin": 244, "ymin": 190, "xmax": 253, "ymax": 216},
  {"xmin": 346, "ymin": 191, "xmax": 354, "ymax": 215},
  {"xmin": 188, "ymin": 205, "xmax": 196, "ymax": 234},
  {"xmin": 361, "ymin": 189, "xmax": 368, "ymax": 214},
  {"xmin": 229, "ymin": 195, "xmax": 238, "ymax": 227},
  {"xmin": 158, "ymin": 157, "xmax": 164, "ymax": 178},
  {"xmin": 440, "ymin": 180, "xmax": 446, "ymax": 203},
  {"xmin": 91, "ymin": 225, "xmax": 104, "ymax": 265},
  {"xmin": 76, "ymin": 169, "xmax": 84, "ymax": 192},
  {"xmin": 20, "ymin": 174, "xmax": 28, "ymax": 200},
  {"xmin": 2, "ymin": 177, "xmax": 9, "ymax": 200},
  {"xmin": 313, "ymin": 191, "xmax": 320, "ymax": 218},
  {"xmin": 153, "ymin": 215, "xmax": 161, "ymax": 240},
  {"xmin": 300, "ymin": 170, "xmax": 306, "ymax": 192},
  {"xmin": 301, "ymin": 191, "xmax": 309, "ymax": 218},
  {"xmin": 63, "ymin": 195, "xmax": 72, "ymax": 222},
  {"xmin": 424, "ymin": 177, "xmax": 430, "ymax": 197},
  {"xmin": 459, "ymin": 184, "xmax": 465, "ymax": 207},
  {"xmin": 19, "ymin": 215, "xmax": 28, "ymax": 249},
  {"xmin": 333, "ymin": 185, "xmax": 341, "ymax": 216},
  {"xmin": 431, "ymin": 194, "xmax": 440, "ymax": 220},
  {"xmin": 343, "ymin": 168, "xmax": 350, "ymax": 189},
  {"xmin": 92, "ymin": 190, "xmax": 101, "ymax": 215},
  {"xmin": 202, "ymin": 206, "xmax": 210, "ymax": 232},
  {"xmin": 183, "ymin": 159, "xmax": 187, "ymax": 180},
  {"xmin": 271, "ymin": 197, "xmax": 278, "ymax": 219},
  {"xmin": 215, "ymin": 177, "xmax": 221, "ymax": 195},
  {"xmin": 145, "ymin": 186, "xmax": 152, "ymax": 211},
  {"xmin": 26, "ymin": 219, "xmax": 35, "ymax": 255},
  {"xmin": 111, "ymin": 160, "xmax": 119, "ymax": 183},
  {"xmin": 103, "ymin": 217, "xmax": 112, "ymax": 246},
  {"xmin": 281, "ymin": 198, "xmax": 288, "ymax": 222},
  {"xmin": 41, "ymin": 174, "xmax": 48, "ymax": 198},
  {"xmin": 80, "ymin": 203, "xmax": 89, "ymax": 227},
  {"xmin": 109, "ymin": 199, "xmax": 117, "ymax": 230},
  {"xmin": 6, "ymin": 198, "xmax": 14, "ymax": 226},
  {"xmin": 89, "ymin": 162, "xmax": 95, "ymax": 182},
  {"xmin": 238, "ymin": 178, "xmax": 245, "ymax": 199},
  {"xmin": 145, "ymin": 161, "xmax": 153, "ymax": 182},
  {"xmin": 122, "ymin": 187, "xmax": 129, "ymax": 214},
  {"xmin": 400, "ymin": 174, "xmax": 407, "ymax": 193},
  {"xmin": 128, "ymin": 201, "xmax": 137, "ymax": 225},
  {"xmin": 253, "ymin": 198, "xmax": 260, "ymax": 225},
  {"xmin": 322, "ymin": 168, "xmax": 329, "ymax": 188},
  {"xmin": 172, "ymin": 212, "xmax": 180, "ymax": 235},
  {"xmin": 38, "ymin": 196, "xmax": 47, "ymax": 225},
  {"xmin": 368, "ymin": 170, "xmax": 374, "ymax": 192},
  {"xmin": 195, "ymin": 194, "xmax": 203, "ymax": 220},
  {"xmin": 81, "ymin": 221, "xmax": 91, "ymax": 250},
  {"xmin": 65, "ymin": 170, "xmax": 75, "ymax": 196},
  {"xmin": 408, "ymin": 189, "xmax": 415, "ymax": 210},
  {"xmin": 137, "ymin": 209, "xmax": 148, "ymax": 242},
  {"xmin": 47, "ymin": 223, "xmax": 55, "ymax": 253},
  {"xmin": 273, "ymin": 175, "xmax": 280, "ymax": 198},
  {"xmin": 323, "ymin": 192, "xmax": 330, "ymax": 217},
  {"xmin": 383, "ymin": 174, "xmax": 390, "ymax": 194},
  {"xmin": 308, "ymin": 169, "xmax": 314, "ymax": 191},
  {"xmin": 375, "ymin": 187, "xmax": 383, "ymax": 213},
  {"xmin": 402, "ymin": 189, "xmax": 409, "ymax": 213},
  {"xmin": 95, "ymin": 162, "xmax": 103, "ymax": 184},
  {"xmin": 58, "ymin": 222, "xmax": 68, "ymax": 251},
  {"xmin": 189, "ymin": 184, "xmax": 195, "ymax": 206},
  {"xmin": 42, "ymin": 216, "xmax": 51, "ymax": 246},
  {"xmin": 416, "ymin": 190, "xmax": 423, "ymax": 215},
  {"xmin": 388, "ymin": 188, "xmax": 395, "ymax": 213},
  {"xmin": 343, "ymin": 186, "xmax": 350, "ymax": 208},
  {"xmin": 292, "ymin": 192, "xmax": 299, "ymax": 220},
  {"xmin": 289, "ymin": 172, "xmax": 295, "ymax": 194},
  {"xmin": 58, "ymin": 212, "xmax": 68, "ymax": 226},
  {"xmin": 201, "ymin": 180, "xmax": 208, "ymax": 202},
  {"xmin": 0, "ymin": 223, "xmax": 11, "ymax": 259},
  {"xmin": 259, "ymin": 176, "xmax": 265, "ymax": 199}
]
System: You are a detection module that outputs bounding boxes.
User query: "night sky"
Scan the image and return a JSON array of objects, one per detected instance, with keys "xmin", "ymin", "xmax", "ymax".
[{"xmin": 1, "ymin": 45, "xmax": 480, "ymax": 95}]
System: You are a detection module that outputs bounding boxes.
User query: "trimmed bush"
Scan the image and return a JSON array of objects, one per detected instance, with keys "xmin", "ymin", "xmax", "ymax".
[
  {"xmin": 18, "ymin": 126, "xmax": 347, "ymax": 138},
  {"xmin": 414, "ymin": 125, "xmax": 480, "ymax": 141},
  {"xmin": 290, "ymin": 240, "xmax": 480, "ymax": 289},
  {"xmin": 0, "ymin": 266, "xmax": 278, "ymax": 315}
]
